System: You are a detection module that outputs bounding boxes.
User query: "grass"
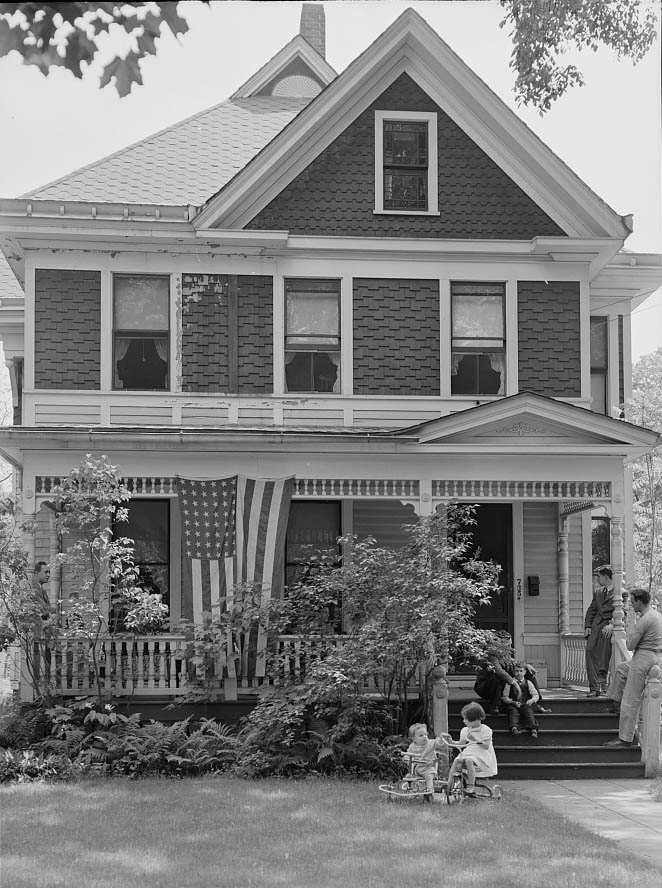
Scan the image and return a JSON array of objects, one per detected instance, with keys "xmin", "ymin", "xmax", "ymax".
[{"xmin": 1, "ymin": 777, "xmax": 660, "ymax": 888}]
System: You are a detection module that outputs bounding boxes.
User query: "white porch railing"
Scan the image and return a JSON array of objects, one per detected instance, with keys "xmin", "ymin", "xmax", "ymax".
[
  {"xmin": 560, "ymin": 632, "xmax": 588, "ymax": 687},
  {"xmin": 47, "ymin": 635, "xmax": 190, "ymax": 698},
  {"xmin": 20, "ymin": 634, "xmax": 355, "ymax": 700}
]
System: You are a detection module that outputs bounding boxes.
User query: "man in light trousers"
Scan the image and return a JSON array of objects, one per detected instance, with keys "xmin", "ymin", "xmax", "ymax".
[{"xmin": 603, "ymin": 587, "xmax": 662, "ymax": 748}]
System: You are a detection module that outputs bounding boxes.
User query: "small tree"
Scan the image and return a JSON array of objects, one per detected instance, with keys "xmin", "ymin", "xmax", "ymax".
[
  {"xmin": 629, "ymin": 348, "xmax": 662, "ymax": 601},
  {"xmin": 0, "ymin": 498, "xmax": 57, "ymax": 705},
  {"xmin": 239, "ymin": 506, "xmax": 510, "ymax": 748},
  {"xmin": 52, "ymin": 454, "xmax": 167, "ymax": 704}
]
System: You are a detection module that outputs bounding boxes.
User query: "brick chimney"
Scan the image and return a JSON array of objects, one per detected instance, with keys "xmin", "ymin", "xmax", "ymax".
[{"xmin": 300, "ymin": 3, "xmax": 325, "ymax": 59}]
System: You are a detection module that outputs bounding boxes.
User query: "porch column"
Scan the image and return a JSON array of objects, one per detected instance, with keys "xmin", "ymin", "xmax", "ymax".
[
  {"xmin": 609, "ymin": 514, "xmax": 629, "ymax": 671},
  {"xmin": 418, "ymin": 479, "xmax": 433, "ymax": 516},
  {"xmin": 557, "ymin": 517, "xmax": 570, "ymax": 686},
  {"xmin": 557, "ymin": 518, "xmax": 570, "ymax": 633}
]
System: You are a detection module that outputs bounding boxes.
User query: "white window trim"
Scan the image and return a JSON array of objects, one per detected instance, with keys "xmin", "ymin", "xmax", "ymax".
[
  {"xmin": 281, "ymin": 277, "xmax": 343, "ymax": 396},
  {"xmin": 374, "ymin": 110, "xmax": 439, "ymax": 216},
  {"xmin": 109, "ymin": 271, "xmax": 173, "ymax": 393},
  {"xmin": 446, "ymin": 279, "xmax": 509, "ymax": 399}
]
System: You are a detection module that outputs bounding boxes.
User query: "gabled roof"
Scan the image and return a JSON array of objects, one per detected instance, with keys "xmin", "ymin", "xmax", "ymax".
[
  {"xmin": 395, "ymin": 392, "xmax": 660, "ymax": 458},
  {"xmin": 231, "ymin": 34, "xmax": 336, "ymax": 99},
  {"xmin": 195, "ymin": 8, "xmax": 631, "ymax": 240},
  {"xmin": 25, "ymin": 97, "xmax": 310, "ymax": 206}
]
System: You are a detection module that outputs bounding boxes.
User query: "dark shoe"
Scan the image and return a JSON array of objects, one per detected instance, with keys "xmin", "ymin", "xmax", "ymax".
[
  {"xmin": 603, "ymin": 738, "xmax": 637, "ymax": 748},
  {"xmin": 511, "ymin": 726, "xmax": 520, "ymax": 735},
  {"xmin": 464, "ymin": 787, "xmax": 476, "ymax": 797},
  {"xmin": 532, "ymin": 704, "xmax": 551, "ymax": 714},
  {"xmin": 586, "ymin": 690, "xmax": 600, "ymax": 698}
]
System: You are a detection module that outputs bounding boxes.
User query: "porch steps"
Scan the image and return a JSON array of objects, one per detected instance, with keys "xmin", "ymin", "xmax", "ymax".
[{"xmin": 449, "ymin": 697, "xmax": 645, "ymax": 780}]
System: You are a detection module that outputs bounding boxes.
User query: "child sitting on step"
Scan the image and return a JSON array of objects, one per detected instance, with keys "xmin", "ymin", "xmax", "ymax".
[
  {"xmin": 440, "ymin": 702, "xmax": 498, "ymax": 796},
  {"xmin": 502, "ymin": 662, "xmax": 540, "ymax": 738}
]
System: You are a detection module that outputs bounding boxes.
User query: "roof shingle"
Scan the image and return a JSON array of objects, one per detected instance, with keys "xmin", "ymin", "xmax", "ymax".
[{"xmin": 25, "ymin": 97, "xmax": 310, "ymax": 206}]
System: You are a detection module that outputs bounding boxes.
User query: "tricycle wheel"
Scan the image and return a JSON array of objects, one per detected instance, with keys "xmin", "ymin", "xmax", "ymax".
[{"xmin": 445, "ymin": 777, "xmax": 464, "ymax": 806}]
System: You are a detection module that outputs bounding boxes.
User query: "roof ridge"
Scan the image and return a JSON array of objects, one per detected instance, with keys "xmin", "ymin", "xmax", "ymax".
[{"xmin": 22, "ymin": 95, "xmax": 306, "ymax": 201}]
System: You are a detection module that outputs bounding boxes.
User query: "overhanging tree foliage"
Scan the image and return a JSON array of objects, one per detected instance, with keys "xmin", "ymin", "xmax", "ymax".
[
  {"xmin": 0, "ymin": 1, "xmax": 208, "ymax": 97},
  {"xmin": 0, "ymin": 1, "xmax": 656, "ymax": 109},
  {"xmin": 630, "ymin": 347, "xmax": 662, "ymax": 601},
  {"xmin": 499, "ymin": 0, "xmax": 657, "ymax": 112}
]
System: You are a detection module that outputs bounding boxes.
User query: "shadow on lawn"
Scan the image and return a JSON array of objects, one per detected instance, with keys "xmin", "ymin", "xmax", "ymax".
[{"xmin": 1, "ymin": 779, "xmax": 660, "ymax": 888}]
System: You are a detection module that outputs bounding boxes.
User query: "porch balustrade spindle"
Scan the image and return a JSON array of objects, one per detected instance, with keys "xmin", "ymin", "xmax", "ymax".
[{"xmin": 147, "ymin": 640, "xmax": 156, "ymax": 690}]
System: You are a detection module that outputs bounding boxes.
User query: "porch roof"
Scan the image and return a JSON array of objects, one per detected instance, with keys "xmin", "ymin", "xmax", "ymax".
[{"xmin": 0, "ymin": 393, "xmax": 658, "ymax": 472}]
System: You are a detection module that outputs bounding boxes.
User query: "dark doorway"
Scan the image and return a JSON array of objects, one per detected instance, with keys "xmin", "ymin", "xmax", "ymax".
[{"xmin": 469, "ymin": 503, "xmax": 513, "ymax": 636}]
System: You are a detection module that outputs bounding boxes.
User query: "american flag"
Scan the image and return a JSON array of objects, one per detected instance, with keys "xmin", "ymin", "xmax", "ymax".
[{"xmin": 177, "ymin": 475, "xmax": 294, "ymax": 695}]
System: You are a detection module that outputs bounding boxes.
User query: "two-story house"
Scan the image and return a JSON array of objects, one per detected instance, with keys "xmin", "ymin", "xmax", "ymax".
[{"xmin": 0, "ymin": 6, "xmax": 660, "ymax": 700}]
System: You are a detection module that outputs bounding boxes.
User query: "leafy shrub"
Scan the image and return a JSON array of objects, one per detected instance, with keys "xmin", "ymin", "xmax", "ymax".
[
  {"xmin": 234, "ymin": 689, "xmax": 406, "ymax": 780},
  {"xmin": 0, "ymin": 698, "xmax": 242, "ymax": 783},
  {"xmin": 0, "ymin": 704, "xmax": 48, "ymax": 747},
  {"xmin": 75, "ymin": 715, "xmax": 240, "ymax": 778},
  {"xmin": 0, "ymin": 749, "xmax": 74, "ymax": 783}
]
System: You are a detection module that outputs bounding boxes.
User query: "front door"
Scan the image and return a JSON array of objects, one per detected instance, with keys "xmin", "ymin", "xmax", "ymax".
[{"xmin": 470, "ymin": 503, "xmax": 513, "ymax": 637}]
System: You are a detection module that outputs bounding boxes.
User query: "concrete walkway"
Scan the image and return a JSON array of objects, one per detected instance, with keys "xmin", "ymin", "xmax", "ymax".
[{"xmin": 511, "ymin": 779, "xmax": 662, "ymax": 871}]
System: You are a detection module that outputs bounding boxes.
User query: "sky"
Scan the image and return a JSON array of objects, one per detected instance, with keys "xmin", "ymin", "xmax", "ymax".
[{"xmin": 0, "ymin": 0, "xmax": 660, "ymax": 358}]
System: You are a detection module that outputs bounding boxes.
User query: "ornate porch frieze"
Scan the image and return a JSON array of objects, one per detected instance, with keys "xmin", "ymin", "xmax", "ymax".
[
  {"xmin": 36, "ymin": 476, "xmax": 612, "ymax": 501},
  {"xmin": 432, "ymin": 480, "xmax": 611, "ymax": 500},
  {"xmin": 35, "ymin": 476, "xmax": 421, "ymax": 498}
]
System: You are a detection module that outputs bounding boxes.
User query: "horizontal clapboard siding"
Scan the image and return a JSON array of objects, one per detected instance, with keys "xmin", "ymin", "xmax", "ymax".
[
  {"xmin": 34, "ymin": 403, "xmax": 101, "ymax": 425},
  {"xmin": 180, "ymin": 406, "xmax": 230, "ymax": 426},
  {"xmin": 353, "ymin": 500, "xmax": 418, "ymax": 548},
  {"xmin": 523, "ymin": 643, "xmax": 559, "ymax": 685},
  {"xmin": 523, "ymin": 502, "xmax": 558, "ymax": 635}
]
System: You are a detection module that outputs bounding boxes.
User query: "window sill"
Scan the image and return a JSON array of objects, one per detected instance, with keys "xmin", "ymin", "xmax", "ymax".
[{"xmin": 373, "ymin": 209, "xmax": 440, "ymax": 217}]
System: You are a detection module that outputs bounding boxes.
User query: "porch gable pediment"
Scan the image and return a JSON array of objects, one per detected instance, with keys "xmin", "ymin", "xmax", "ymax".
[{"xmin": 404, "ymin": 393, "xmax": 660, "ymax": 453}]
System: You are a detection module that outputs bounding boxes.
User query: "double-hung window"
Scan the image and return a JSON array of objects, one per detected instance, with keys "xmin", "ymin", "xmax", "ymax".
[
  {"xmin": 590, "ymin": 316, "xmax": 608, "ymax": 414},
  {"xmin": 374, "ymin": 111, "xmax": 438, "ymax": 214},
  {"xmin": 113, "ymin": 275, "xmax": 169, "ymax": 390},
  {"xmin": 451, "ymin": 282, "xmax": 506, "ymax": 396},
  {"xmin": 285, "ymin": 279, "xmax": 340, "ymax": 393}
]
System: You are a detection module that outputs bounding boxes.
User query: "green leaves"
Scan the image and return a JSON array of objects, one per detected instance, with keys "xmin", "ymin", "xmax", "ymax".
[
  {"xmin": 0, "ymin": 2, "xmax": 208, "ymax": 96},
  {"xmin": 499, "ymin": 0, "xmax": 657, "ymax": 112}
]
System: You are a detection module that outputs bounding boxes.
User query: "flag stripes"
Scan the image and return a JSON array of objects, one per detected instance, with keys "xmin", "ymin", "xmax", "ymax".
[{"xmin": 177, "ymin": 474, "xmax": 294, "ymax": 690}]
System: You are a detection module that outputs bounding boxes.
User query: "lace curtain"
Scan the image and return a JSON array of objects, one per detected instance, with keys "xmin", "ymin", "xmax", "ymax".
[{"xmin": 451, "ymin": 352, "xmax": 505, "ymax": 396}]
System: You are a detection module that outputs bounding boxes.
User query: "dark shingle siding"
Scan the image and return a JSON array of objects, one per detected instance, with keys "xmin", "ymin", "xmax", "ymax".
[
  {"xmin": 181, "ymin": 274, "xmax": 230, "ymax": 392},
  {"xmin": 247, "ymin": 74, "xmax": 565, "ymax": 239},
  {"xmin": 517, "ymin": 281, "xmax": 581, "ymax": 397},
  {"xmin": 353, "ymin": 279, "xmax": 440, "ymax": 395},
  {"xmin": 237, "ymin": 276, "xmax": 273, "ymax": 393},
  {"xmin": 182, "ymin": 273, "xmax": 273, "ymax": 394},
  {"xmin": 34, "ymin": 269, "xmax": 100, "ymax": 389}
]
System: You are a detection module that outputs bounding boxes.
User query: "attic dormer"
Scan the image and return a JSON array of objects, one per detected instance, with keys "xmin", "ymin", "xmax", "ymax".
[{"xmin": 232, "ymin": 4, "xmax": 336, "ymax": 100}]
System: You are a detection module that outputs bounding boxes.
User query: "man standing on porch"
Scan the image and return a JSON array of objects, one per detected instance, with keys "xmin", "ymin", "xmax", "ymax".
[
  {"xmin": 603, "ymin": 588, "xmax": 662, "ymax": 748},
  {"xmin": 584, "ymin": 566, "xmax": 617, "ymax": 697}
]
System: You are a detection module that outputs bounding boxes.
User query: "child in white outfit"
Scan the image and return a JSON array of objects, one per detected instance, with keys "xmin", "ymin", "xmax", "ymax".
[{"xmin": 441, "ymin": 702, "xmax": 498, "ymax": 795}]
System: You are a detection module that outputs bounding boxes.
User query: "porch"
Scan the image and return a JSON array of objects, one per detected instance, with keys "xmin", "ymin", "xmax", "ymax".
[{"xmin": 5, "ymin": 633, "xmax": 659, "ymax": 778}]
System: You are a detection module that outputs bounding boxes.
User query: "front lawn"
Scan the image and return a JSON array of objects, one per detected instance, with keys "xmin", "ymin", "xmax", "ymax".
[{"xmin": 1, "ymin": 777, "xmax": 658, "ymax": 888}]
